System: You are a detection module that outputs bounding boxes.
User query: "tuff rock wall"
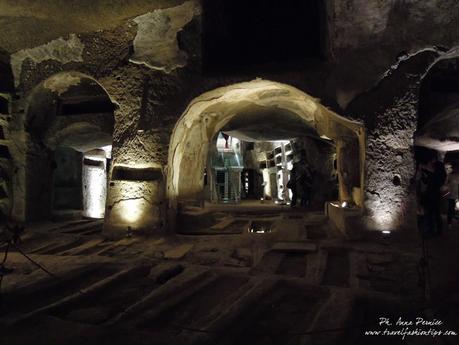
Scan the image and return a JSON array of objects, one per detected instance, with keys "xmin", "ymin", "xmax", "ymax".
[{"xmin": 0, "ymin": 0, "xmax": 458, "ymax": 234}]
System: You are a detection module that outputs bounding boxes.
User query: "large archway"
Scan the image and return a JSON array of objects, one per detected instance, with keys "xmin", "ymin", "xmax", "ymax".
[
  {"xmin": 414, "ymin": 55, "xmax": 459, "ymax": 233},
  {"xmin": 416, "ymin": 56, "xmax": 459, "ymax": 152},
  {"xmin": 18, "ymin": 71, "xmax": 115, "ymax": 221},
  {"xmin": 167, "ymin": 80, "xmax": 365, "ymax": 227}
]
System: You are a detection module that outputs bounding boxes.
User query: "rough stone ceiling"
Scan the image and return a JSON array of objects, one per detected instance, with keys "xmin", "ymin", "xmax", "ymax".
[
  {"xmin": 221, "ymin": 105, "xmax": 319, "ymax": 142},
  {"xmin": 24, "ymin": 72, "xmax": 114, "ymax": 152},
  {"xmin": 51, "ymin": 127, "xmax": 113, "ymax": 152},
  {"xmin": 0, "ymin": 0, "xmax": 185, "ymax": 53}
]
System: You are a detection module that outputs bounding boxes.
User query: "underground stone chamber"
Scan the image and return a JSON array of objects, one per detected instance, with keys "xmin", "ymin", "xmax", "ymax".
[
  {"xmin": 204, "ymin": 110, "xmax": 338, "ymax": 208},
  {"xmin": 2, "ymin": 3, "xmax": 459, "ymax": 344},
  {"xmin": 20, "ymin": 72, "xmax": 115, "ymax": 221},
  {"xmin": 416, "ymin": 56, "xmax": 459, "ymax": 153},
  {"xmin": 163, "ymin": 80, "xmax": 365, "ymax": 235},
  {"xmin": 413, "ymin": 56, "xmax": 459, "ymax": 232}
]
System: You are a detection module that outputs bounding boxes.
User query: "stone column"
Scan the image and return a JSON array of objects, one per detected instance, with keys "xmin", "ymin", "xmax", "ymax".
[{"xmin": 347, "ymin": 50, "xmax": 440, "ymax": 231}]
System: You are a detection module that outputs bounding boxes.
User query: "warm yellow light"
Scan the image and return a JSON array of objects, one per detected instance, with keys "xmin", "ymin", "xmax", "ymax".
[
  {"xmin": 121, "ymin": 199, "xmax": 145, "ymax": 223},
  {"xmin": 372, "ymin": 210, "xmax": 397, "ymax": 231}
]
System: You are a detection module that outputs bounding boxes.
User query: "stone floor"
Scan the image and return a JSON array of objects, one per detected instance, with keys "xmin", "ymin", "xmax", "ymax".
[{"xmin": 1, "ymin": 208, "xmax": 458, "ymax": 345}]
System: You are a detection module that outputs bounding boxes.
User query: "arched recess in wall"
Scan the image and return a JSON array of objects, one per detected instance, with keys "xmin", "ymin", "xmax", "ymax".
[
  {"xmin": 24, "ymin": 71, "xmax": 115, "ymax": 221},
  {"xmin": 414, "ymin": 53, "xmax": 459, "ymax": 229},
  {"xmin": 416, "ymin": 54, "xmax": 459, "ymax": 153},
  {"xmin": 167, "ymin": 79, "xmax": 366, "ymax": 211}
]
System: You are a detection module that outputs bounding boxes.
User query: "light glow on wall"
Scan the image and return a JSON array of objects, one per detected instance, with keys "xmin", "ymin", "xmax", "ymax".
[
  {"xmin": 105, "ymin": 162, "xmax": 163, "ymax": 233},
  {"xmin": 82, "ymin": 156, "xmax": 107, "ymax": 219},
  {"xmin": 365, "ymin": 180, "xmax": 405, "ymax": 231},
  {"xmin": 106, "ymin": 180, "xmax": 159, "ymax": 233},
  {"xmin": 371, "ymin": 208, "xmax": 399, "ymax": 231},
  {"xmin": 120, "ymin": 198, "xmax": 145, "ymax": 224}
]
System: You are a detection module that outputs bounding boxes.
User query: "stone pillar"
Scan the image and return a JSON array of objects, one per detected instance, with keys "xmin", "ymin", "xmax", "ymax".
[
  {"xmin": 347, "ymin": 50, "xmax": 440, "ymax": 231},
  {"xmin": 103, "ymin": 127, "xmax": 167, "ymax": 237},
  {"xmin": 104, "ymin": 164, "xmax": 165, "ymax": 238}
]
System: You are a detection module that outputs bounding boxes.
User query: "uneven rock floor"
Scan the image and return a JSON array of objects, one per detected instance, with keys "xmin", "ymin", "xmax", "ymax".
[{"xmin": 1, "ymin": 210, "xmax": 458, "ymax": 345}]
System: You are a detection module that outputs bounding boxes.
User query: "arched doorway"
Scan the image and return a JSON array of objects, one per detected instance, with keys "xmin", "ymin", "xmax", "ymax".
[
  {"xmin": 205, "ymin": 111, "xmax": 338, "ymax": 209},
  {"xmin": 167, "ymin": 80, "xmax": 365, "ymax": 229},
  {"xmin": 415, "ymin": 56, "xmax": 459, "ymax": 231},
  {"xmin": 21, "ymin": 72, "xmax": 115, "ymax": 221},
  {"xmin": 416, "ymin": 57, "xmax": 459, "ymax": 152}
]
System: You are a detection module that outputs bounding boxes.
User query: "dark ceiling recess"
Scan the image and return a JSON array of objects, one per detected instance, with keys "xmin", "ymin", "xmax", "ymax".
[
  {"xmin": 414, "ymin": 146, "xmax": 437, "ymax": 164},
  {"xmin": 203, "ymin": 0, "xmax": 323, "ymax": 74},
  {"xmin": 445, "ymin": 151, "xmax": 459, "ymax": 166},
  {"xmin": 59, "ymin": 96, "xmax": 115, "ymax": 115},
  {"xmin": 418, "ymin": 58, "xmax": 459, "ymax": 128},
  {"xmin": 0, "ymin": 96, "xmax": 8, "ymax": 114},
  {"xmin": 0, "ymin": 145, "xmax": 11, "ymax": 159},
  {"xmin": 0, "ymin": 48, "xmax": 14, "ymax": 93},
  {"xmin": 112, "ymin": 166, "xmax": 163, "ymax": 181}
]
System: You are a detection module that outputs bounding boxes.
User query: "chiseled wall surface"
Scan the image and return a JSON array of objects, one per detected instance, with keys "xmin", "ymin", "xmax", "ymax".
[
  {"xmin": 347, "ymin": 50, "xmax": 442, "ymax": 231},
  {"xmin": 1, "ymin": 0, "xmax": 459, "ymax": 233},
  {"xmin": 328, "ymin": 0, "xmax": 459, "ymax": 108}
]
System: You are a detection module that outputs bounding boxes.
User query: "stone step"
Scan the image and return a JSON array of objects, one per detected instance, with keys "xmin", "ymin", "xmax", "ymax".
[
  {"xmin": 51, "ymin": 210, "xmax": 84, "ymax": 222},
  {"xmin": 28, "ymin": 237, "xmax": 86, "ymax": 255},
  {"xmin": 195, "ymin": 279, "xmax": 329, "ymax": 345},
  {"xmin": 59, "ymin": 238, "xmax": 107, "ymax": 256},
  {"xmin": 5, "ymin": 264, "xmax": 150, "ymax": 326},
  {"xmin": 110, "ymin": 266, "xmax": 212, "ymax": 325},
  {"xmin": 302, "ymin": 289, "xmax": 355, "ymax": 345},
  {"xmin": 136, "ymin": 274, "xmax": 254, "ymax": 338},
  {"xmin": 164, "ymin": 243, "xmax": 194, "ymax": 260},
  {"xmin": 249, "ymin": 251, "xmax": 284, "ymax": 275},
  {"xmin": 321, "ymin": 249, "xmax": 350, "ymax": 288},
  {"xmin": 0, "ymin": 262, "xmax": 119, "ymax": 322},
  {"xmin": 59, "ymin": 220, "xmax": 103, "ymax": 234},
  {"xmin": 272, "ymin": 241, "xmax": 318, "ymax": 253}
]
